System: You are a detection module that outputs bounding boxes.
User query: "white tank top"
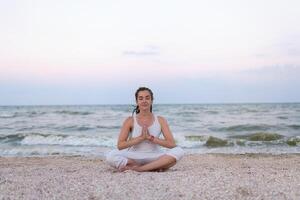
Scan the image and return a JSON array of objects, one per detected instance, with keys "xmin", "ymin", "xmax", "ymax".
[{"xmin": 128, "ymin": 113, "xmax": 162, "ymax": 152}]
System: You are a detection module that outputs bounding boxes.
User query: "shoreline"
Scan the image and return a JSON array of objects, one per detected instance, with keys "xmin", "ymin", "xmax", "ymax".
[
  {"xmin": 1, "ymin": 154, "xmax": 299, "ymax": 199},
  {"xmin": 1, "ymin": 151, "xmax": 300, "ymax": 158}
]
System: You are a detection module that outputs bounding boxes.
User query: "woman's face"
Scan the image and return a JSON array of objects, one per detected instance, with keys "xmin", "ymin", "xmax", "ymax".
[{"xmin": 136, "ymin": 90, "xmax": 152, "ymax": 112}]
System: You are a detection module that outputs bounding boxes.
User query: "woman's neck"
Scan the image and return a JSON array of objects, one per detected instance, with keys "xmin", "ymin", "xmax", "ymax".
[
  {"xmin": 137, "ymin": 110, "xmax": 153, "ymax": 127},
  {"xmin": 139, "ymin": 110, "xmax": 152, "ymax": 117}
]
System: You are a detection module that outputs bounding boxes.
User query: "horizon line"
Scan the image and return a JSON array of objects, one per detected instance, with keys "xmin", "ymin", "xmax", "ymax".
[{"xmin": 1, "ymin": 101, "xmax": 299, "ymax": 107}]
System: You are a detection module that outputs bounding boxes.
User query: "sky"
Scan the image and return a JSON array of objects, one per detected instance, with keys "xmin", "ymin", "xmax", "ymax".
[{"xmin": 0, "ymin": 0, "xmax": 300, "ymax": 105}]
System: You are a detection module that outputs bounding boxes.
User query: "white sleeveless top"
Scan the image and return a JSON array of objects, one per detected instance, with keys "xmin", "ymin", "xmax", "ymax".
[{"xmin": 128, "ymin": 113, "xmax": 162, "ymax": 153}]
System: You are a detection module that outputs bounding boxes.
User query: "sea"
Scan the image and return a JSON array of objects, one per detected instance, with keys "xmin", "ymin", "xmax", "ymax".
[{"xmin": 0, "ymin": 103, "xmax": 300, "ymax": 157}]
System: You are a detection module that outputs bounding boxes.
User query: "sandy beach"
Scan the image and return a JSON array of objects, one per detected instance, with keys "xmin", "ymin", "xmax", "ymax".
[{"xmin": 0, "ymin": 154, "xmax": 299, "ymax": 200}]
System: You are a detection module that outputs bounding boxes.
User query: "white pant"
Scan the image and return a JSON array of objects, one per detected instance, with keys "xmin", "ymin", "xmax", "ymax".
[{"xmin": 106, "ymin": 146, "xmax": 184, "ymax": 169}]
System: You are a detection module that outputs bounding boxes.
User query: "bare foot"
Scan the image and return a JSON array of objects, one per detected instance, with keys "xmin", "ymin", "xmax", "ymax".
[
  {"xmin": 155, "ymin": 168, "xmax": 165, "ymax": 172},
  {"xmin": 130, "ymin": 165, "xmax": 143, "ymax": 172},
  {"xmin": 131, "ymin": 167, "xmax": 166, "ymax": 172},
  {"xmin": 118, "ymin": 166, "xmax": 131, "ymax": 172},
  {"xmin": 118, "ymin": 164, "xmax": 141, "ymax": 172}
]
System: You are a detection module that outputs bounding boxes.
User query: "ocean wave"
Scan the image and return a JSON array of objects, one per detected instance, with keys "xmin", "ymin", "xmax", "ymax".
[
  {"xmin": 286, "ymin": 136, "xmax": 300, "ymax": 146},
  {"xmin": 0, "ymin": 133, "xmax": 65, "ymax": 144},
  {"xmin": 228, "ymin": 132, "xmax": 283, "ymax": 141},
  {"xmin": 54, "ymin": 110, "xmax": 93, "ymax": 115},
  {"xmin": 287, "ymin": 125, "xmax": 300, "ymax": 130},
  {"xmin": 26, "ymin": 111, "xmax": 47, "ymax": 117},
  {"xmin": 96, "ymin": 125, "xmax": 120, "ymax": 129},
  {"xmin": 0, "ymin": 114, "xmax": 18, "ymax": 118},
  {"xmin": 184, "ymin": 135, "xmax": 209, "ymax": 141},
  {"xmin": 277, "ymin": 116, "xmax": 288, "ymax": 119},
  {"xmin": 53, "ymin": 125, "xmax": 120, "ymax": 132},
  {"xmin": 205, "ymin": 136, "xmax": 232, "ymax": 147},
  {"xmin": 0, "ymin": 134, "xmax": 26, "ymax": 143},
  {"xmin": 172, "ymin": 111, "xmax": 199, "ymax": 117},
  {"xmin": 20, "ymin": 134, "xmax": 115, "ymax": 147},
  {"xmin": 179, "ymin": 133, "xmax": 300, "ymax": 149},
  {"xmin": 213, "ymin": 124, "xmax": 273, "ymax": 132},
  {"xmin": 180, "ymin": 135, "xmax": 233, "ymax": 148},
  {"xmin": 17, "ymin": 126, "xmax": 47, "ymax": 131},
  {"xmin": 0, "ymin": 111, "xmax": 47, "ymax": 118},
  {"xmin": 0, "ymin": 132, "xmax": 116, "ymax": 147},
  {"xmin": 243, "ymin": 109, "xmax": 259, "ymax": 113},
  {"xmin": 55, "ymin": 125, "xmax": 95, "ymax": 132},
  {"xmin": 15, "ymin": 125, "xmax": 119, "ymax": 133}
]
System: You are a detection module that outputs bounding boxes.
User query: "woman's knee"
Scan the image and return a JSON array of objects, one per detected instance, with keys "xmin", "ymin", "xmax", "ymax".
[
  {"xmin": 105, "ymin": 150, "xmax": 117, "ymax": 162},
  {"xmin": 168, "ymin": 146, "xmax": 185, "ymax": 161},
  {"xmin": 105, "ymin": 150, "xmax": 128, "ymax": 169}
]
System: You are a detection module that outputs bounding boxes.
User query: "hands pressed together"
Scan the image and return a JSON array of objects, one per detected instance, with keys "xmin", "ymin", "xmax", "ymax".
[{"xmin": 139, "ymin": 126, "xmax": 155, "ymax": 142}]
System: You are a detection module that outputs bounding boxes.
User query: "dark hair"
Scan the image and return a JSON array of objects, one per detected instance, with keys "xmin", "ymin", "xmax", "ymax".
[{"xmin": 132, "ymin": 87, "xmax": 154, "ymax": 115}]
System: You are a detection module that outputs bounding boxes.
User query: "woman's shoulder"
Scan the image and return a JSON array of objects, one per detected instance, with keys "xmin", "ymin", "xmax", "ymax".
[
  {"xmin": 157, "ymin": 115, "xmax": 167, "ymax": 124},
  {"xmin": 123, "ymin": 116, "xmax": 134, "ymax": 126},
  {"xmin": 121, "ymin": 116, "xmax": 134, "ymax": 131}
]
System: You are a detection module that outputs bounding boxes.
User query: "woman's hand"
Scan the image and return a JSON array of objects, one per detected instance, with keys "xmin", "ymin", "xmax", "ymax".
[{"xmin": 140, "ymin": 126, "xmax": 152, "ymax": 141}]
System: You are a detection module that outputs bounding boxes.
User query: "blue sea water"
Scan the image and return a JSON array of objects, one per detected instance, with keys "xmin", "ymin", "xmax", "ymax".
[{"xmin": 0, "ymin": 103, "xmax": 300, "ymax": 157}]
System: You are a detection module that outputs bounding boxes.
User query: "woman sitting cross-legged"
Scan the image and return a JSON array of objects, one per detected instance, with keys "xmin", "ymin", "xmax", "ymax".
[{"xmin": 106, "ymin": 87, "xmax": 184, "ymax": 172}]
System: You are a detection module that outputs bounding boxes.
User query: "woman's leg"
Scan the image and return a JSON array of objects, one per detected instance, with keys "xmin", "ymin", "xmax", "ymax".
[
  {"xmin": 126, "ymin": 158, "xmax": 139, "ymax": 166},
  {"xmin": 132, "ymin": 155, "xmax": 176, "ymax": 172},
  {"xmin": 161, "ymin": 160, "xmax": 177, "ymax": 170},
  {"xmin": 106, "ymin": 149, "xmax": 131, "ymax": 169},
  {"xmin": 118, "ymin": 158, "xmax": 141, "ymax": 172},
  {"xmin": 132, "ymin": 146, "xmax": 184, "ymax": 172},
  {"xmin": 148, "ymin": 161, "xmax": 176, "ymax": 172}
]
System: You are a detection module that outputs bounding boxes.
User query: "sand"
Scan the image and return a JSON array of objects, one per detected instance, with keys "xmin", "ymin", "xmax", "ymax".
[{"xmin": 0, "ymin": 154, "xmax": 299, "ymax": 200}]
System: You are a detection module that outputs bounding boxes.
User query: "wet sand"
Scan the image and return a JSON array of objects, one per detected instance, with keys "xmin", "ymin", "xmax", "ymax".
[{"xmin": 0, "ymin": 154, "xmax": 299, "ymax": 200}]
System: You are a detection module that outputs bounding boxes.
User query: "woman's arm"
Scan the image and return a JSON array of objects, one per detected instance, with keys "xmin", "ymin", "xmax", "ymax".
[
  {"xmin": 150, "ymin": 116, "xmax": 176, "ymax": 148},
  {"xmin": 117, "ymin": 117, "xmax": 144, "ymax": 150}
]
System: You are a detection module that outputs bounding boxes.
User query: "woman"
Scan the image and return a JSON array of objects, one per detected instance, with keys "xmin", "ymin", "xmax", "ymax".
[{"xmin": 106, "ymin": 87, "xmax": 184, "ymax": 172}]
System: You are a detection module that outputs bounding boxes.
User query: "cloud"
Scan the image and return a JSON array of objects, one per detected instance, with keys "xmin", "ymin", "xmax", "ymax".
[{"xmin": 122, "ymin": 45, "xmax": 160, "ymax": 56}]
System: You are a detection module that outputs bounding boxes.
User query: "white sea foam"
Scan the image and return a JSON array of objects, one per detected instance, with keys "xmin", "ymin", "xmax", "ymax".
[{"xmin": 20, "ymin": 135, "xmax": 116, "ymax": 147}]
